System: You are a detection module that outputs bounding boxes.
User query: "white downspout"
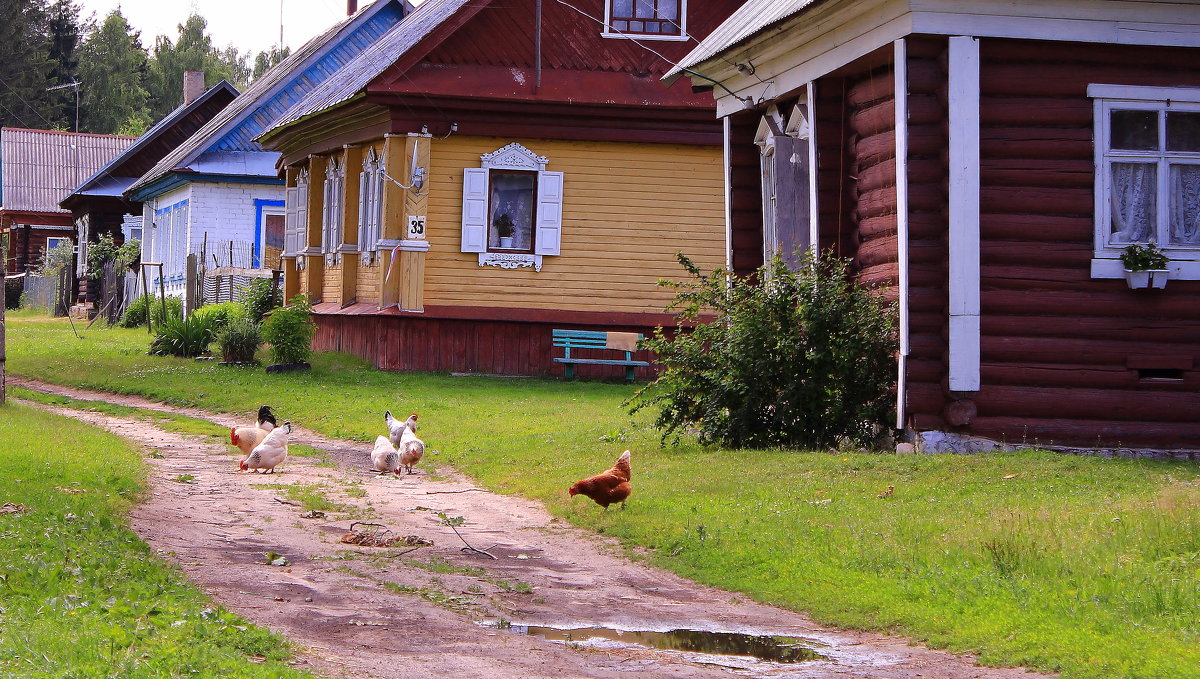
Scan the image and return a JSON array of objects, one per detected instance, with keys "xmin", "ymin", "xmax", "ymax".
[{"xmin": 893, "ymin": 39, "xmax": 910, "ymax": 430}]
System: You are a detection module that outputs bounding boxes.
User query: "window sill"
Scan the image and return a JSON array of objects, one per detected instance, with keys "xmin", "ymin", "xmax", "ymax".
[
  {"xmin": 478, "ymin": 252, "xmax": 542, "ymax": 272},
  {"xmin": 600, "ymin": 31, "xmax": 688, "ymax": 41},
  {"xmin": 1090, "ymin": 258, "xmax": 1200, "ymax": 280}
]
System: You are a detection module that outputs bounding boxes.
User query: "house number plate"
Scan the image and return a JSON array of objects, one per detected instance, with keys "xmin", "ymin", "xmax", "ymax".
[{"xmin": 407, "ymin": 215, "xmax": 426, "ymax": 239}]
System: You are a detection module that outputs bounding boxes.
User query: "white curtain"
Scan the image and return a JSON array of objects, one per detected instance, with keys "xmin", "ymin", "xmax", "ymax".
[
  {"xmin": 1110, "ymin": 163, "xmax": 1156, "ymax": 244},
  {"xmin": 1169, "ymin": 164, "xmax": 1200, "ymax": 245}
]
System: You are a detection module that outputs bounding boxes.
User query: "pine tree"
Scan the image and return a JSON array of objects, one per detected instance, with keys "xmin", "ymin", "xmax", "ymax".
[
  {"xmin": 45, "ymin": 0, "xmax": 85, "ymax": 130},
  {"xmin": 77, "ymin": 10, "xmax": 150, "ymax": 135},
  {"xmin": 145, "ymin": 13, "xmax": 237, "ymax": 121},
  {"xmin": 0, "ymin": 0, "xmax": 55, "ymax": 130}
]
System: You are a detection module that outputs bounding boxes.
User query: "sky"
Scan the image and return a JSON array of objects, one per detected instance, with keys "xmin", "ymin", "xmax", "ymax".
[{"xmin": 74, "ymin": 0, "xmax": 359, "ymax": 56}]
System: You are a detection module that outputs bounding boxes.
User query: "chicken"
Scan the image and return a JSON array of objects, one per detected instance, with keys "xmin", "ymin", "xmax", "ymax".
[
  {"xmin": 384, "ymin": 410, "xmax": 418, "ymax": 448},
  {"xmin": 568, "ymin": 450, "xmax": 632, "ymax": 510},
  {"xmin": 398, "ymin": 415, "xmax": 424, "ymax": 475},
  {"xmin": 371, "ymin": 435, "xmax": 401, "ymax": 476},
  {"xmin": 230, "ymin": 405, "xmax": 278, "ymax": 456},
  {"xmin": 240, "ymin": 422, "xmax": 291, "ymax": 473}
]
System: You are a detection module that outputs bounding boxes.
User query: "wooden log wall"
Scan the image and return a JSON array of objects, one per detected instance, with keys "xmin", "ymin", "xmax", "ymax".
[
  {"xmin": 844, "ymin": 62, "xmax": 900, "ymax": 297},
  {"xmin": 965, "ymin": 38, "xmax": 1200, "ymax": 449},
  {"xmin": 312, "ymin": 312, "xmax": 659, "ymax": 379}
]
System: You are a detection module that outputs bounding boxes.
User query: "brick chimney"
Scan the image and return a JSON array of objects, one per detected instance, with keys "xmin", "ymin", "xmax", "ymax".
[
  {"xmin": 183, "ymin": 71, "xmax": 205, "ymax": 106},
  {"xmin": 347, "ymin": 0, "xmax": 357, "ymax": 15}
]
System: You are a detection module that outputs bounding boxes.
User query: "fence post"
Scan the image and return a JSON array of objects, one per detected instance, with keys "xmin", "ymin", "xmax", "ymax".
[
  {"xmin": 185, "ymin": 253, "xmax": 197, "ymax": 318},
  {"xmin": 1, "ymin": 282, "xmax": 6, "ymax": 404}
]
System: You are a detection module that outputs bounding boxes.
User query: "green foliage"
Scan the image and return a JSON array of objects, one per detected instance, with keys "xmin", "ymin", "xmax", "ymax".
[
  {"xmin": 0, "ymin": 401, "xmax": 317, "ymax": 677},
  {"xmin": 0, "ymin": 0, "xmax": 56, "ymax": 129},
  {"xmin": 78, "ymin": 9, "xmax": 150, "ymax": 135},
  {"xmin": 119, "ymin": 293, "xmax": 182, "ymax": 328},
  {"xmin": 252, "ymin": 45, "xmax": 290, "ymax": 79},
  {"xmin": 115, "ymin": 237, "xmax": 141, "ymax": 270},
  {"xmin": 38, "ymin": 238, "xmax": 74, "ymax": 276},
  {"xmin": 149, "ymin": 313, "xmax": 216, "ymax": 358},
  {"xmin": 260, "ymin": 295, "xmax": 315, "ymax": 366},
  {"xmin": 190, "ymin": 301, "xmax": 245, "ymax": 331},
  {"xmin": 215, "ymin": 316, "xmax": 262, "ymax": 363},
  {"xmin": 144, "ymin": 14, "xmax": 242, "ymax": 121},
  {"xmin": 630, "ymin": 252, "xmax": 897, "ymax": 450},
  {"xmin": 85, "ymin": 231, "xmax": 119, "ymax": 273},
  {"xmin": 1120, "ymin": 242, "xmax": 1170, "ymax": 271},
  {"xmin": 241, "ymin": 277, "xmax": 282, "ymax": 323}
]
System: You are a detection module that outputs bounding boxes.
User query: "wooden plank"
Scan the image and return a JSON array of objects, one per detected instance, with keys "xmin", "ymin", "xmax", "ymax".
[{"xmin": 947, "ymin": 35, "xmax": 981, "ymax": 392}]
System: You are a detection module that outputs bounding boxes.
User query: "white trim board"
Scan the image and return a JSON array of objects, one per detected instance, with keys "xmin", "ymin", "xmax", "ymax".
[
  {"xmin": 894, "ymin": 38, "xmax": 910, "ymax": 427},
  {"xmin": 947, "ymin": 35, "xmax": 980, "ymax": 393}
]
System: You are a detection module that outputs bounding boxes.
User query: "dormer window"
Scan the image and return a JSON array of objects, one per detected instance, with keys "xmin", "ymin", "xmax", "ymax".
[{"xmin": 604, "ymin": 0, "xmax": 686, "ymax": 40}]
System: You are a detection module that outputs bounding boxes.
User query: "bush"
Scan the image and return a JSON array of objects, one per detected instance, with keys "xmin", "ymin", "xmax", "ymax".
[
  {"xmin": 191, "ymin": 301, "xmax": 246, "ymax": 331},
  {"xmin": 216, "ymin": 317, "xmax": 262, "ymax": 363},
  {"xmin": 4, "ymin": 277, "xmax": 21, "ymax": 310},
  {"xmin": 242, "ymin": 278, "xmax": 282, "ymax": 323},
  {"xmin": 261, "ymin": 295, "xmax": 316, "ymax": 366},
  {"xmin": 629, "ymin": 252, "xmax": 898, "ymax": 450},
  {"xmin": 39, "ymin": 239, "xmax": 74, "ymax": 276},
  {"xmin": 149, "ymin": 313, "xmax": 217, "ymax": 358},
  {"xmin": 120, "ymin": 293, "xmax": 182, "ymax": 328}
]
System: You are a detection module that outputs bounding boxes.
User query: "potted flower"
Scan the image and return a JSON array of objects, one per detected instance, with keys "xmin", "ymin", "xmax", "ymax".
[
  {"xmin": 1120, "ymin": 242, "xmax": 1171, "ymax": 289},
  {"xmin": 494, "ymin": 213, "xmax": 516, "ymax": 248}
]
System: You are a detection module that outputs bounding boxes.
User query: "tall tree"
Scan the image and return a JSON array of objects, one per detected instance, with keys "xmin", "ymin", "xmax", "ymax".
[
  {"xmin": 77, "ymin": 9, "xmax": 150, "ymax": 135},
  {"xmin": 218, "ymin": 45, "xmax": 252, "ymax": 90},
  {"xmin": 45, "ymin": 0, "xmax": 86, "ymax": 130},
  {"xmin": 0, "ymin": 0, "xmax": 55, "ymax": 130},
  {"xmin": 145, "ymin": 13, "xmax": 236, "ymax": 121},
  {"xmin": 252, "ymin": 45, "xmax": 291, "ymax": 80}
]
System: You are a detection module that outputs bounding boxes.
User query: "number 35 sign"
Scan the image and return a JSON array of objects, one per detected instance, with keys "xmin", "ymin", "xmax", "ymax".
[{"xmin": 407, "ymin": 215, "xmax": 426, "ymax": 239}]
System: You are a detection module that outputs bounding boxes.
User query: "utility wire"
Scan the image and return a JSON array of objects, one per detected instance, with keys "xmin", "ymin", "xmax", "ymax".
[{"xmin": 0, "ymin": 79, "xmax": 55, "ymax": 128}]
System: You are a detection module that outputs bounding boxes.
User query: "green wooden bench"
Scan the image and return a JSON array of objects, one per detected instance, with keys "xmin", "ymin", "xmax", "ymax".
[{"xmin": 552, "ymin": 329, "xmax": 648, "ymax": 382}]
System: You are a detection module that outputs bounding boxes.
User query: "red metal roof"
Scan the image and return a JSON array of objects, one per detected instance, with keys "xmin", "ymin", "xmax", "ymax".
[{"xmin": 1, "ymin": 128, "xmax": 135, "ymax": 214}]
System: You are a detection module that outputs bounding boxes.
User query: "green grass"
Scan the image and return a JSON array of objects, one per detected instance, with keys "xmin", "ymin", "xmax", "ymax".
[
  {"xmin": 0, "ymin": 401, "xmax": 317, "ymax": 678},
  {"xmin": 7, "ymin": 315, "xmax": 1200, "ymax": 678},
  {"xmin": 248, "ymin": 483, "xmax": 356, "ymax": 514}
]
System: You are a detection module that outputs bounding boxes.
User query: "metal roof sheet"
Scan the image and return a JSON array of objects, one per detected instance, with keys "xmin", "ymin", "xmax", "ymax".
[
  {"xmin": 128, "ymin": 0, "xmax": 408, "ymax": 199},
  {"xmin": 266, "ymin": 0, "xmax": 474, "ymax": 133},
  {"xmin": 0, "ymin": 128, "xmax": 135, "ymax": 214},
  {"xmin": 666, "ymin": 0, "xmax": 820, "ymax": 80}
]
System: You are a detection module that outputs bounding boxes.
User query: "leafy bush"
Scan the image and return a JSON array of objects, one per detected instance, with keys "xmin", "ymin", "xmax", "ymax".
[
  {"xmin": 38, "ymin": 239, "xmax": 75, "ymax": 276},
  {"xmin": 119, "ymin": 293, "xmax": 182, "ymax": 328},
  {"xmin": 216, "ymin": 316, "xmax": 262, "ymax": 363},
  {"xmin": 115, "ymin": 238, "xmax": 141, "ymax": 270},
  {"xmin": 191, "ymin": 301, "xmax": 246, "ymax": 331},
  {"xmin": 242, "ymin": 278, "xmax": 282, "ymax": 323},
  {"xmin": 149, "ymin": 313, "xmax": 218, "ymax": 358},
  {"xmin": 261, "ymin": 295, "xmax": 316, "ymax": 366},
  {"xmin": 86, "ymin": 232, "xmax": 119, "ymax": 273},
  {"xmin": 629, "ymin": 252, "xmax": 898, "ymax": 450}
]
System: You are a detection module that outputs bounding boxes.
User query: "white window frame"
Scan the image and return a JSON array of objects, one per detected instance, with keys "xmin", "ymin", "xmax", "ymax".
[
  {"xmin": 357, "ymin": 147, "xmax": 384, "ymax": 265},
  {"xmin": 461, "ymin": 142, "xmax": 564, "ymax": 273},
  {"xmin": 1089, "ymin": 84, "xmax": 1200, "ymax": 280},
  {"xmin": 284, "ymin": 169, "xmax": 309, "ymax": 258},
  {"xmin": 321, "ymin": 156, "xmax": 345, "ymax": 265},
  {"xmin": 602, "ymin": 0, "xmax": 688, "ymax": 41},
  {"xmin": 754, "ymin": 96, "xmax": 817, "ymax": 270},
  {"xmin": 45, "ymin": 236, "xmax": 68, "ymax": 252}
]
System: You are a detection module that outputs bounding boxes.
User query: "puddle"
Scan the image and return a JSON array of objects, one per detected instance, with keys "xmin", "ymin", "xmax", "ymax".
[{"xmin": 485, "ymin": 622, "xmax": 828, "ymax": 664}]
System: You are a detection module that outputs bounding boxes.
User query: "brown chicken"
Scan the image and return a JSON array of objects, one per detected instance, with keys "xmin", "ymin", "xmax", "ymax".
[{"xmin": 568, "ymin": 450, "xmax": 631, "ymax": 510}]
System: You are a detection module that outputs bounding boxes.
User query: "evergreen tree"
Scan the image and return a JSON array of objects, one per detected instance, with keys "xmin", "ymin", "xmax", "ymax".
[
  {"xmin": 0, "ymin": 0, "xmax": 55, "ymax": 130},
  {"xmin": 77, "ymin": 10, "xmax": 150, "ymax": 135},
  {"xmin": 44, "ymin": 0, "xmax": 85, "ymax": 130},
  {"xmin": 145, "ymin": 14, "xmax": 237, "ymax": 121},
  {"xmin": 252, "ymin": 45, "xmax": 291, "ymax": 80}
]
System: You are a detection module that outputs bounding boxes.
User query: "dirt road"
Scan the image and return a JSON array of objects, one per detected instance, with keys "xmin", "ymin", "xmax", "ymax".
[{"xmin": 14, "ymin": 378, "xmax": 1048, "ymax": 679}]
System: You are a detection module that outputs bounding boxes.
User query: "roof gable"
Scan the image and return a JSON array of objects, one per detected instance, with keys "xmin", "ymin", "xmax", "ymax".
[{"xmin": 1, "ymin": 128, "xmax": 135, "ymax": 214}]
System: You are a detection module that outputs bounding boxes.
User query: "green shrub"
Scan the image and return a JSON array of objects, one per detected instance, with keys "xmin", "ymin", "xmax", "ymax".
[
  {"xmin": 120, "ymin": 293, "xmax": 182, "ymax": 328},
  {"xmin": 242, "ymin": 278, "xmax": 282, "ymax": 323},
  {"xmin": 261, "ymin": 295, "xmax": 316, "ymax": 366},
  {"xmin": 1119, "ymin": 242, "xmax": 1170, "ymax": 271},
  {"xmin": 630, "ymin": 252, "xmax": 898, "ymax": 450},
  {"xmin": 216, "ymin": 316, "xmax": 262, "ymax": 363},
  {"xmin": 149, "ymin": 313, "xmax": 217, "ymax": 358},
  {"xmin": 38, "ymin": 239, "xmax": 74, "ymax": 276},
  {"xmin": 191, "ymin": 301, "xmax": 246, "ymax": 331}
]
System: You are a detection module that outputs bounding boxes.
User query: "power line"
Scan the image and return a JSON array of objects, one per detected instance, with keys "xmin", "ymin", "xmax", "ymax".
[{"xmin": 0, "ymin": 79, "xmax": 55, "ymax": 128}]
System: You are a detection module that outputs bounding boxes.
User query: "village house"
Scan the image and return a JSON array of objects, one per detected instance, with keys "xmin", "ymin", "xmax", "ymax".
[
  {"xmin": 669, "ymin": 0, "xmax": 1200, "ymax": 450},
  {"xmin": 1, "ymin": 128, "xmax": 134, "ymax": 275},
  {"xmin": 256, "ymin": 0, "xmax": 744, "ymax": 377},
  {"xmin": 123, "ymin": 0, "xmax": 410, "ymax": 301}
]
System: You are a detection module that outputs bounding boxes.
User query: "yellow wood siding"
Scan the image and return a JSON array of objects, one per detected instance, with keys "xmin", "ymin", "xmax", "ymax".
[{"xmin": 423, "ymin": 136, "xmax": 724, "ymax": 313}]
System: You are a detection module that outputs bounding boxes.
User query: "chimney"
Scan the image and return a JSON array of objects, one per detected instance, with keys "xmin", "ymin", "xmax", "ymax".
[
  {"xmin": 183, "ymin": 71, "xmax": 205, "ymax": 106},
  {"xmin": 347, "ymin": 0, "xmax": 358, "ymax": 16}
]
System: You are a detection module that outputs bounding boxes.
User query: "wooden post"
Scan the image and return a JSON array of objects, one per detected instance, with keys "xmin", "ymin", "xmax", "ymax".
[
  {"xmin": 1, "ymin": 282, "xmax": 6, "ymax": 404},
  {"xmin": 184, "ymin": 253, "xmax": 197, "ymax": 317},
  {"xmin": 155, "ymin": 264, "xmax": 168, "ymax": 328},
  {"xmin": 140, "ymin": 262, "xmax": 153, "ymax": 334}
]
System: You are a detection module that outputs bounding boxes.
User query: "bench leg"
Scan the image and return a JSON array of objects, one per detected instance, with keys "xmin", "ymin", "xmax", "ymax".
[
  {"xmin": 625, "ymin": 365, "xmax": 635, "ymax": 383},
  {"xmin": 564, "ymin": 363, "xmax": 575, "ymax": 380}
]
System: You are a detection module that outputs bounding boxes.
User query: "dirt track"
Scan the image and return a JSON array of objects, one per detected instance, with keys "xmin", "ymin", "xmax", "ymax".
[{"xmin": 14, "ymin": 377, "xmax": 1050, "ymax": 679}]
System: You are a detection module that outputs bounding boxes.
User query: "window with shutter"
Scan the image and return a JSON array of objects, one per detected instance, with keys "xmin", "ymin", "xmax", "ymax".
[
  {"xmin": 322, "ymin": 157, "xmax": 344, "ymax": 264},
  {"xmin": 461, "ymin": 143, "xmax": 564, "ymax": 271},
  {"xmin": 286, "ymin": 170, "xmax": 309, "ymax": 257},
  {"xmin": 357, "ymin": 148, "xmax": 384, "ymax": 264}
]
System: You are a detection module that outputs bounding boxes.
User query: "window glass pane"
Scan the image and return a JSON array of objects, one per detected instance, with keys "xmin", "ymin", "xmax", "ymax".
[
  {"xmin": 658, "ymin": 0, "xmax": 679, "ymax": 20},
  {"xmin": 1110, "ymin": 110, "xmax": 1158, "ymax": 151},
  {"xmin": 1166, "ymin": 111, "xmax": 1200, "ymax": 152},
  {"xmin": 1169, "ymin": 164, "xmax": 1200, "ymax": 245},
  {"xmin": 612, "ymin": 19, "xmax": 627, "ymax": 31},
  {"xmin": 488, "ymin": 171, "xmax": 535, "ymax": 251},
  {"xmin": 629, "ymin": 20, "xmax": 643, "ymax": 32},
  {"xmin": 635, "ymin": 0, "xmax": 654, "ymax": 18},
  {"xmin": 643, "ymin": 21, "xmax": 660, "ymax": 33},
  {"xmin": 1110, "ymin": 162, "xmax": 1157, "ymax": 244},
  {"xmin": 612, "ymin": 0, "xmax": 632, "ymax": 18}
]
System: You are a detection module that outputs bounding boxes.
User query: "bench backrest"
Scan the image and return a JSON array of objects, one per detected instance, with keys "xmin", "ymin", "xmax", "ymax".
[{"xmin": 551, "ymin": 329, "xmax": 643, "ymax": 349}]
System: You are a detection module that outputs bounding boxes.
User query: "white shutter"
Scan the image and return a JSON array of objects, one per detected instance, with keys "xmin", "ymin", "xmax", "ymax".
[
  {"xmin": 461, "ymin": 168, "xmax": 488, "ymax": 253},
  {"xmin": 356, "ymin": 167, "xmax": 369, "ymax": 251},
  {"xmin": 534, "ymin": 170, "xmax": 564, "ymax": 256},
  {"xmin": 295, "ymin": 182, "xmax": 308, "ymax": 255},
  {"xmin": 284, "ymin": 187, "xmax": 299, "ymax": 255}
]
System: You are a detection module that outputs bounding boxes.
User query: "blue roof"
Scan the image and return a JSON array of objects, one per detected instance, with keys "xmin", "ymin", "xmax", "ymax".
[{"xmin": 127, "ymin": 0, "xmax": 409, "ymax": 201}]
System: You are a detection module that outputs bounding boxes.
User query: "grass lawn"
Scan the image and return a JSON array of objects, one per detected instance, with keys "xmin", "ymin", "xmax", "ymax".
[
  {"xmin": 0, "ymin": 400, "xmax": 318, "ymax": 678},
  {"xmin": 7, "ymin": 316, "xmax": 1200, "ymax": 679}
]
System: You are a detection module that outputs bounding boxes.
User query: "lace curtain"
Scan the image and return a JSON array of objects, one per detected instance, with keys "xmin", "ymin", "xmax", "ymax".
[
  {"xmin": 1110, "ymin": 163, "xmax": 1155, "ymax": 244},
  {"xmin": 1169, "ymin": 164, "xmax": 1200, "ymax": 245}
]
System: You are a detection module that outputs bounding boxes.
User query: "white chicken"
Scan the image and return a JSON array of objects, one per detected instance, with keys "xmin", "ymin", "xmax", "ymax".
[
  {"xmin": 398, "ymin": 416, "xmax": 424, "ymax": 475},
  {"xmin": 384, "ymin": 410, "xmax": 418, "ymax": 448},
  {"xmin": 240, "ymin": 422, "xmax": 291, "ymax": 473},
  {"xmin": 371, "ymin": 435, "xmax": 401, "ymax": 476},
  {"xmin": 229, "ymin": 405, "xmax": 277, "ymax": 456}
]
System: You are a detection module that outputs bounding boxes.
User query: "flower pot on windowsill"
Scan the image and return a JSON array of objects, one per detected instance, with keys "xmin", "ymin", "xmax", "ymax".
[
  {"xmin": 498, "ymin": 236, "xmax": 514, "ymax": 248},
  {"xmin": 1123, "ymin": 268, "xmax": 1169, "ymax": 289}
]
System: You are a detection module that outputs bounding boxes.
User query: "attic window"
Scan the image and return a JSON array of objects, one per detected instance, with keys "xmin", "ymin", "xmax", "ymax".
[{"xmin": 604, "ymin": 0, "xmax": 686, "ymax": 40}]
